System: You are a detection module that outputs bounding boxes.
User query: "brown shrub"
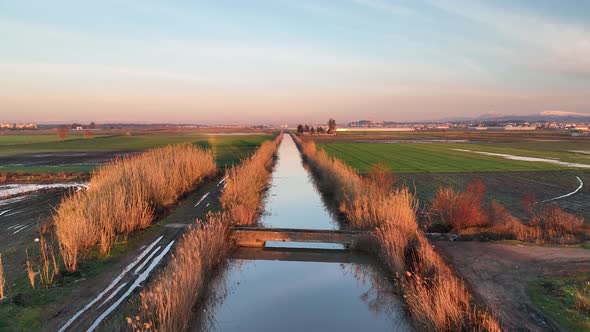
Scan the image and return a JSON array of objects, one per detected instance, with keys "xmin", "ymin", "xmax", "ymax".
[
  {"xmin": 431, "ymin": 179, "xmax": 489, "ymax": 231},
  {"xmin": 54, "ymin": 144, "xmax": 216, "ymax": 271},
  {"xmin": 221, "ymin": 133, "xmax": 283, "ymax": 226},
  {"xmin": 529, "ymin": 205, "xmax": 585, "ymax": 244},
  {"xmin": 136, "ymin": 213, "xmax": 232, "ymax": 331}
]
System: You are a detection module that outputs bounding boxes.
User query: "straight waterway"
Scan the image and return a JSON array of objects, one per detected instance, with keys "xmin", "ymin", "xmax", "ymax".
[{"xmin": 197, "ymin": 134, "xmax": 411, "ymax": 331}]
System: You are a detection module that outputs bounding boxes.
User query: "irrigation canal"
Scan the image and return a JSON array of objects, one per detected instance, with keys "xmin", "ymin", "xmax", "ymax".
[{"xmin": 197, "ymin": 134, "xmax": 411, "ymax": 331}]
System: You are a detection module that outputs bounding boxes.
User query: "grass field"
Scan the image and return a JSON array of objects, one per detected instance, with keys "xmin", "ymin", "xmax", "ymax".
[
  {"xmin": 0, "ymin": 133, "xmax": 272, "ymax": 172},
  {"xmin": 315, "ymin": 138, "xmax": 590, "ymax": 219},
  {"xmin": 318, "ymin": 142, "xmax": 590, "ymax": 173},
  {"xmin": 528, "ymin": 274, "xmax": 590, "ymax": 332}
]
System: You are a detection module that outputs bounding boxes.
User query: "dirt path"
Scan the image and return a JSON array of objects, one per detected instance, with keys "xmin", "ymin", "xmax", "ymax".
[
  {"xmin": 44, "ymin": 176, "xmax": 226, "ymax": 332},
  {"xmin": 434, "ymin": 241, "xmax": 590, "ymax": 331}
]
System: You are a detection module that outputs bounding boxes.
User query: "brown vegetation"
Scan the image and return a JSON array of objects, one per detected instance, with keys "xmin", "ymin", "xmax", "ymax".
[
  {"xmin": 38, "ymin": 236, "xmax": 60, "ymax": 287},
  {"xmin": 0, "ymin": 254, "xmax": 5, "ymax": 300},
  {"xmin": 431, "ymin": 179, "xmax": 488, "ymax": 230},
  {"xmin": 135, "ymin": 214, "xmax": 231, "ymax": 331},
  {"xmin": 294, "ymin": 135, "xmax": 500, "ymax": 331},
  {"xmin": 430, "ymin": 180, "xmax": 588, "ymax": 244},
  {"xmin": 573, "ymin": 282, "xmax": 590, "ymax": 314},
  {"xmin": 0, "ymin": 171, "xmax": 88, "ymax": 184},
  {"xmin": 25, "ymin": 249, "xmax": 35, "ymax": 289},
  {"xmin": 130, "ymin": 134, "xmax": 283, "ymax": 330},
  {"xmin": 221, "ymin": 132, "xmax": 283, "ymax": 226},
  {"xmin": 54, "ymin": 144, "xmax": 216, "ymax": 271}
]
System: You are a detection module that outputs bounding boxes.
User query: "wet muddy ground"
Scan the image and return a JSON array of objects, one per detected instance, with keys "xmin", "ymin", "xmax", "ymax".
[{"xmin": 0, "ymin": 150, "xmax": 137, "ymax": 168}]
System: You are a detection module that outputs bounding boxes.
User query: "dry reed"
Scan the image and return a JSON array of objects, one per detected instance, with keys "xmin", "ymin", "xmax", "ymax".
[
  {"xmin": 294, "ymin": 136, "xmax": 501, "ymax": 331},
  {"xmin": 136, "ymin": 213, "xmax": 231, "ymax": 331},
  {"xmin": 0, "ymin": 253, "xmax": 5, "ymax": 301},
  {"xmin": 129, "ymin": 134, "xmax": 283, "ymax": 331},
  {"xmin": 38, "ymin": 236, "xmax": 59, "ymax": 287},
  {"xmin": 25, "ymin": 249, "xmax": 35, "ymax": 289},
  {"xmin": 221, "ymin": 133, "xmax": 283, "ymax": 226},
  {"xmin": 54, "ymin": 144, "xmax": 216, "ymax": 271}
]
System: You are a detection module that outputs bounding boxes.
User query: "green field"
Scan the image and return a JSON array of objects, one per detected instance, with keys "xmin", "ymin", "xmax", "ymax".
[
  {"xmin": 528, "ymin": 274, "xmax": 590, "ymax": 332},
  {"xmin": 0, "ymin": 133, "xmax": 272, "ymax": 172},
  {"xmin": 318, "ymin": 142, "xmax": 590, "ymax": 173}
]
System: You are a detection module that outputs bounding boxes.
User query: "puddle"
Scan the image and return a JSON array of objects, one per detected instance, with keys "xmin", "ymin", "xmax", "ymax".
[
  {"xmin": 0, "ymin": 182, "xmax": 88, "ymax": 199},
  {"xmin": 453, "ymin": 149, "xmax": 590, "ymax": 168}
]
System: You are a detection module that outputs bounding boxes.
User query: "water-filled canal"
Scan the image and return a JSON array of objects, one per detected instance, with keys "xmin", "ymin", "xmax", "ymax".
[{"xmin": 198, "ymin": 134, "xmax": 411, "ymax": 331}]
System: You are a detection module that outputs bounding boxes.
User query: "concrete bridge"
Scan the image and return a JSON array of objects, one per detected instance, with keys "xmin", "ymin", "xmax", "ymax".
[{"xmin": 231, "ymin": 226, "xmax": 370, "ymax": 248}]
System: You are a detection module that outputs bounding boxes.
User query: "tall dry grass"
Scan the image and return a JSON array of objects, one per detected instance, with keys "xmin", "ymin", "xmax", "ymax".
[
  {"xmin": 221, "ymin": 133, "xmax": 283, "ymax": 226},
  {"xmin": 129, "ymin": 134, "xmax": 283, "ymax": 330},
  {"xmin": 0, "ymin": 253, "xmax": 5, "ymax": 301},
  {"xmin": 54, "ymin": 144, "xmax": 216, "ymax": 271},
  {"xmin": 135, "ymin": 213, "xmax": 231, "ymax": 331},
  {"xmin": 294, "ymin": 136, "xmax": 501, "ymax": 331}
]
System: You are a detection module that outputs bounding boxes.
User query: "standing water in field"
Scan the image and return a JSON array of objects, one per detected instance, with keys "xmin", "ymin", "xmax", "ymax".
[{"xmin": 197, "ymin": 134, "xmax": 411, "ymax": 331}]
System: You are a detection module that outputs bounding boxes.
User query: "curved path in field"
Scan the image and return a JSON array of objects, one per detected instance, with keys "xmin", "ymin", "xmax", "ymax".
[{"xmin": 542, "ymin": 176, "xmax": 583, "ymax": 202}]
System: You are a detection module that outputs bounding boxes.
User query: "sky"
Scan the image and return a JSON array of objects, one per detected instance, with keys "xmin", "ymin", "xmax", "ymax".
[{"xmin": 1, "ymin": 0, "xmax": 589, "ymax": 124}]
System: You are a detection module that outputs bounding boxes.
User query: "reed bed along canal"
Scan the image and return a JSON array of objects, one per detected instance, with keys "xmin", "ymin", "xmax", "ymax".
[{"xmin": 199, "ymin": 134, "xmax": 411, "ymax": 331}]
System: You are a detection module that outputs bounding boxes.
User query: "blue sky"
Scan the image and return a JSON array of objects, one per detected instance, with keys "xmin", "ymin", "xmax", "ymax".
[{"xmin": 1, "ymin": 0, "xmax": 589, "ymax": 123}]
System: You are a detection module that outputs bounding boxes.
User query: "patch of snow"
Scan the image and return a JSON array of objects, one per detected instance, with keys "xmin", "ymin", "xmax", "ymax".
[{"xmin": 194, "ymin": 192, "xmax": 210, "ymax": 207}]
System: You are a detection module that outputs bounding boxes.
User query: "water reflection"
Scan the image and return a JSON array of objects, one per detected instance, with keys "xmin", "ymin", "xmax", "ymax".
[
  {"xmin": 260, "ymin": 134, "xmax": 338, "ymax": 229},
  {"xmin": 196, "ymin": 134, "xmax": 411, "ymax": 331}
]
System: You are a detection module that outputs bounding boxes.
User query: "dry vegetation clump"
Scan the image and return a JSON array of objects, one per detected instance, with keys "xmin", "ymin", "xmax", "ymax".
[
  {"xmin": 135, "ymin": 213, "xmax": 231, "ymax": 331},
  {"xmin": 0, "ymin": 253, "xmax": 5, "ymax": 301},
  {"xmin": 431, "ymin": 179, "xmax": 489, "ymax": 231},
  {"xmin": 429, "ymin": 180, "xmax": 587, "ymax": 244},
  {"xmin": 221, "ymin": 133, "xmax": 283, "ymax": 226},
  {"xmin": 293, "ymin": 136, "xmax": 500, "ymax": 331},
  {"xmin": 54, "ymin": 144, "xmax": 216, "ymax": 271}
]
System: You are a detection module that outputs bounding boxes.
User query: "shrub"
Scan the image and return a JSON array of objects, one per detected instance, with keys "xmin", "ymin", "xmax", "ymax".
[
  {"xmin": 54, "ymin": 144, "xmax": 216, "ymax": 271},
  {"xmin": 431, "ymin": 179, "xmax": 489, "ymax": 230},
  {"xmin": 530, "ymin": 205, "xmax": 586, "ymax": 244}
]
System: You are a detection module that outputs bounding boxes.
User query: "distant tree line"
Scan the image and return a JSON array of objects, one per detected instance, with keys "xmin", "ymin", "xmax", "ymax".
[{"xmin": 297, "ymin": 118, "xmax": 336, "ymax": 135}]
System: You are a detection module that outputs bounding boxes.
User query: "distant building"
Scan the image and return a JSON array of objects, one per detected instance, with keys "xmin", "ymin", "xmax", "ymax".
[{"xmin": 1, "ymin": 123, "xmax": 37, "ymax": 129}]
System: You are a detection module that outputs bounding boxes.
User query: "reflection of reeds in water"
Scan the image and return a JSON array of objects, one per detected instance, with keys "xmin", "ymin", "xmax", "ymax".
[
  {"xmin": 294, "ymin": 135, "xmax": 501, "ymax": 332},
  {"xmin": 54, "ymin": 144, "xmax": 216, "ymax": 271}
]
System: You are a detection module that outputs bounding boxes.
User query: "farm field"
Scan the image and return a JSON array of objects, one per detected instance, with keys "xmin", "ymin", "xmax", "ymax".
[
  {"xmin": 0, "ymin": 132, "xmax": 272, "ymax": 174},
  {"xmin": 315, "ymin": 137, "xmax": 590, "ymax": 219}
]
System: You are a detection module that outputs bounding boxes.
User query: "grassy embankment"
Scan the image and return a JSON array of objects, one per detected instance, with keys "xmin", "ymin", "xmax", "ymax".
[
  {"xmin": 130, "ymin": 133, "xmax": 283, "ymax": 331},
  {"xmin": 294, "ymin": 135, "xmax": 501, "ymax": 331},
  {"xmin": 528, "ymin": 274, "xmax": 590, "ymax": 331},
  {"xmin": 0, "ymin": 136, "xmax": 272, "ymax": 330}
]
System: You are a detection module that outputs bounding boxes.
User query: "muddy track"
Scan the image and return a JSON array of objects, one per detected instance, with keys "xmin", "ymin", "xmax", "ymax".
[
  {"xmin": 434, "ymin": 241, "xmax": 590, "ymax": 331},
  {"xmin": 44, "ymin": 176, "xmax": 226, "ymax": 332}
]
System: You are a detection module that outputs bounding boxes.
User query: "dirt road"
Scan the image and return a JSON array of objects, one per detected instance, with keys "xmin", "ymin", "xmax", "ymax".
[{"xmin": 435, "ymin": 241, "xmax": 590, "ymax": 331}]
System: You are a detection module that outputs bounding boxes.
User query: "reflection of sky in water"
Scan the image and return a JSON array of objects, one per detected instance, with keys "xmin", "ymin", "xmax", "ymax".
[
  {"xmin": 260, "ymin": 134, "xmax": 337, "ymax": 230},
  {"xmin": 206, "ymin": 260, "xmax": 410, "ymax": 332},
  {"xmin": 202, "ymin": 134, "xmax": 411, "ymax": 331}
]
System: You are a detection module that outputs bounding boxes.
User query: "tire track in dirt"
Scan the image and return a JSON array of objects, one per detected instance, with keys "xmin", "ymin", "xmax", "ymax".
[{"xmin": 54, "ymin": 176, "xmax": 226, "ymax": 332}]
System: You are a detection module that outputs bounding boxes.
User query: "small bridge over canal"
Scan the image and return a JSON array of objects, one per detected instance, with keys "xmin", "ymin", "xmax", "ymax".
[{"xmin": 231, "ymin": 226, "xmax": 371, "ymax": 248}]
